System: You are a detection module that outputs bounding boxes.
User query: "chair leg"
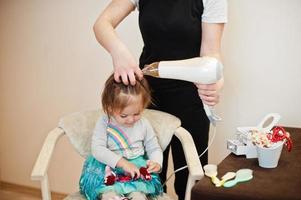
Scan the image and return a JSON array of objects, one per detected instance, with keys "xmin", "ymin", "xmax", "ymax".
[
  {"xmin": 41, "ymin": 174, "xmax": 52, "ymax": 200},
  {"xmin": 184, "ymin": 174, "xmax": 195, "ymax": 200}
]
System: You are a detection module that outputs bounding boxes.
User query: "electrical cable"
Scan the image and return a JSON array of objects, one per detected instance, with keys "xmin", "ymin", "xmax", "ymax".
[{"xmin": 162, "ymin": 125, "xmax": 218, "ymax": 186}]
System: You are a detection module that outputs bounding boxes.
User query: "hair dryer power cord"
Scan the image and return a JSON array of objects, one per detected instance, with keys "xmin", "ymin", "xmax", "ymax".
[{"xmin": 162, "ymin": 125, "xmax": 217, "ymax": 186}]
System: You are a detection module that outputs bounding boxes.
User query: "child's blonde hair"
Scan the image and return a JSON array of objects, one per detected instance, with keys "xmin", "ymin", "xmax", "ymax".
[{"xmin": 102, "ymin": 74, "xmax": 151, "ymax": 117}]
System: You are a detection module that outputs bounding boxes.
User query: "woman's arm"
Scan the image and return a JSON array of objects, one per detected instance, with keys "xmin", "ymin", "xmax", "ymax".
[
  {"xmin": 196, "ymin": 22, "xmax": 225, "ymax": 106},
  {"xmin": 196, "ymin": 0, "xmax": 227, "ymax": 106},
  {"xmin": 200, "ymin": 22, "xmax": 224, "ymax": 60},
  {"xmin": 93, "ymin": 0, "xmax": 142, "ymax": 85}
]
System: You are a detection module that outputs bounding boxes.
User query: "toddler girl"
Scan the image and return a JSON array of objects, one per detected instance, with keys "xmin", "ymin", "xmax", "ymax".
[{"xmin": 79, "ymin": 74, "xmax": 163, "ymax": 200}]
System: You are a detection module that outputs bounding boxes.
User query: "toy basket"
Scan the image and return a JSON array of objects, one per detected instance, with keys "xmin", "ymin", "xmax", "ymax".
[{"xmin": 257, "ymin": 141, "xmax": 284, "ymax": 168}]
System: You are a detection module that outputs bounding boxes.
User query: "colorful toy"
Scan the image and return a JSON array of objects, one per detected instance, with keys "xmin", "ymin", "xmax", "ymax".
[
  {"xmin": 268, "ymin": 126, "xmax": 293, "ymax": 152},
  {"xmin": 203, "ymin": 164, "xmax": 253, "ymax": 188},
  {"xmin": 203, "ymin": 164, "xmax": 221, "ymax": 186},
  {"xmin": 104, "ymin": 166, "xmax": 152, "ymax": 186},
  {"xmin": 223, "ymin": 169, "xmax": 253, "ymax": 188},
  {"xmin": 215, "ymin": 172, "xmax": 236, "ymax": 187},
  {"xmin": 226, "ymin": 113, "xmax": 294, "ymax": 158},
  {"xmin": 252, "ymin": 126, "xmax": 293, "ymax": 152}
]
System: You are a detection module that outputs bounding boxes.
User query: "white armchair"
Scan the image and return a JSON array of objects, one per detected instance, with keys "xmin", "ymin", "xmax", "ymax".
[{"xmin": 31, "ymin": 109, "xmax": 204, "ymax": 200}]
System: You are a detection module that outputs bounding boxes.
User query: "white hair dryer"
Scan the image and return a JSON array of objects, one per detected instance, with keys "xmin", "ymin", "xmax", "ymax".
[{"xmin": 142, "ymin": 56, "xmax": 223, "ymax": 126}]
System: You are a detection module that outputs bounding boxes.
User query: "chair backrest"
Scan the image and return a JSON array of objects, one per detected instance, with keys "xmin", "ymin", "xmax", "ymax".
[{"xmin": 58, "ymin": 109, "xmax": 181, "ymax": 158}]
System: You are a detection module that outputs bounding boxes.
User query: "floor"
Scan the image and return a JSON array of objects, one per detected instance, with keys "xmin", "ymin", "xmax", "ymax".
[
  {"xmin": 0, "ymin": 182, "xmax": 66, "ymax": 200},
  {"xmin": 0, "ymin": 189, "xmax": 42, "ymax": 200}
]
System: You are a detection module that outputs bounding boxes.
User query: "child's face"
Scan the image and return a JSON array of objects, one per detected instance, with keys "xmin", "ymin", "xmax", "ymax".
[{"xmin": 112, "ymin": 95, "xmax": 144, "ymax": 127}]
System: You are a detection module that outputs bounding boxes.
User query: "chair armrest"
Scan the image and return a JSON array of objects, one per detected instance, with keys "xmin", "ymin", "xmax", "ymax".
[
  {"xmin": 174, "ymin": 127, "xmax": 204, "ymax": 180},
  {"xmin": 31, "ymin": 127, "xmax": 65, "ymax": 181}
]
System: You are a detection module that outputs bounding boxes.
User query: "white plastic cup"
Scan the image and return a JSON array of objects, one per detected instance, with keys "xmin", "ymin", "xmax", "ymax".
[{"xmin": 256, "ymin": 141, "xmax": 284, "ymax": 168}]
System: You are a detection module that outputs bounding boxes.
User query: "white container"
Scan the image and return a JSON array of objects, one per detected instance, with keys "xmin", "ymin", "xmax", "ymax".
[{"xmin": 256, "ymin": 141, "xmax": 284, "ymax": 168}]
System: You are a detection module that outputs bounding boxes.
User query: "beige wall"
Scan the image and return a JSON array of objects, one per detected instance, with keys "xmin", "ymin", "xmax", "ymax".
[
  {"xmin": 209, "ymin": 0, "xmax": 301, "ymax": 164},
  {"xmin": 0, "ymin": 0, "xmax": 141, "ymax": 194},
  {"xmin": 0, "ymin": 0, "xmax": 300, "ymax": 196}
]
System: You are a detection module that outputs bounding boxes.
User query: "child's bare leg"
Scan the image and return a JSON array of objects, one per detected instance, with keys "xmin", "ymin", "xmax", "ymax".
[{"xmin": 127, "ymin": 192, "xmax": 148, "ymax": 200}]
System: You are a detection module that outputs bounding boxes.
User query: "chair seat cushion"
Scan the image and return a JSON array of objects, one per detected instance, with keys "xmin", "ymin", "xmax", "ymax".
[
  {"xmin": 64, "ymin": 191, "xmax": 174, "ymax": 200},
  {"xmin": 58, "ymin": 109, "xmax": 181, "ymax": 158}
]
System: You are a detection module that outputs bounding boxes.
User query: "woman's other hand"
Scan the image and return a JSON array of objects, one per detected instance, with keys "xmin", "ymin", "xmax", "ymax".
[{"xmin": 195, "ymin": 77, "xmax": 224, "ymax": 106}]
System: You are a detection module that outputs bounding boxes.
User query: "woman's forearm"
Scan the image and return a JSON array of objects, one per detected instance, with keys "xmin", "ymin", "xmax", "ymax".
[
  {"xmin": 94, "ymin": 21, "xmax": 131, "ymax": 60},
  {"xmin": 200, "ymin": 22, "xmax": 225, "ymax": 61},
  {"xmin": 93, "ymin": 0, "xmax": 135, "ymax": 56}
]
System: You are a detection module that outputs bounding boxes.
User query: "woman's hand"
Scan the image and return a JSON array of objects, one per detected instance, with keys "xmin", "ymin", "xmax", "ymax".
[
  {"xmin": 111, "ymin": 44, "xmax": 143, "ymax": 85},
  {"xmin": 195, "ymin": 77, "xmax": 224, "ymax": 106},
  {"xmin": 146, "ymin": 160, "xmax": 161, "ymax": 173},
  {"xmin": 116, "ymin": 158, "xmax": 140, "ymax": 178}
]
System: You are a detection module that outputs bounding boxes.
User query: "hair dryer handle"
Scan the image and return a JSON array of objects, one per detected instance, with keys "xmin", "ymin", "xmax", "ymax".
[{"xmin": 203, "ymin": 104, "xmax": 222, "ymax": 126}]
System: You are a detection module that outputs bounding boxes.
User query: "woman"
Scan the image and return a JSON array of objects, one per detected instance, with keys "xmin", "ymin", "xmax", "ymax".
[{"xmin": 93, "ymin": 0, "xmax": 227, "ymax": 199}]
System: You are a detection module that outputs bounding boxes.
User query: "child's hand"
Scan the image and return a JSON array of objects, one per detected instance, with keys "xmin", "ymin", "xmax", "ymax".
[
  {"xmin": 146, "ymin": 160, "xmax": 161, "ymax": 173},
  {"xmin": 117, "ymin": 158, "xmax": 140, "ymax": 179}
]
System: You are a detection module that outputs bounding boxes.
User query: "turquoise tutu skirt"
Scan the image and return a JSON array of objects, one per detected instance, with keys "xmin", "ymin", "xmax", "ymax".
[{"xmin": 79, "ymin": 155, "xmax": 163, "ymax": 200}]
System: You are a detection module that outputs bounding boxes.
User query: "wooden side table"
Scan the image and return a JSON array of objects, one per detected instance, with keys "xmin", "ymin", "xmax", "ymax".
[{"xmin": 191, "ymin": 127, "xmax": 301, "ymax": 200}]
